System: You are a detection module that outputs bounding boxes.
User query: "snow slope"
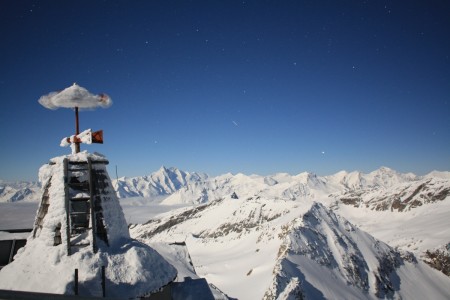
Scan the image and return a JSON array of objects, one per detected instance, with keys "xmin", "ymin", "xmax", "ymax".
[
  {"xmin": 334, "ymin": 193, "xmax": 450, "ymax": 257},
  {"xmin": 130, "ymin": 196, "xmax": 450, "ymax": 300}
]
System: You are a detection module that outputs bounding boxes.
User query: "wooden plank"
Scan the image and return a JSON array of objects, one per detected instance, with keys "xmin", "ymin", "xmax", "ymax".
[{"xmin": 33, "ymin": 178, "xmax": 52, "ymax": 238}]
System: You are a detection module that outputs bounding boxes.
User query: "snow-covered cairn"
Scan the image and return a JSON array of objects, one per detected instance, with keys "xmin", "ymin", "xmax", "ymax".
[{"xmin": 0, "ymin": 152, "xmax": 176, "ymax": 298}]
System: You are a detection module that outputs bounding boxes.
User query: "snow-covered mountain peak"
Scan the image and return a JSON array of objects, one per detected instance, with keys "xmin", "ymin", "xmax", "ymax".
[
  {"xmin": 155, "ymin": 166, "xmax": 189, "ymax": 179},
  {"xmin": 425, "ymin": 170, "xmax": 450, "ymax": 180},
  {"xmin": 113, "ymin": 166, "xmax": 206, "ymax": 199},
  {"xmin": 322, "ymin": 167, "xmax": 417, "ymax": 193},
  {"xmin": 158, "ymin": 165, "xmax": 170, "ymax": 172},
  {"xmin": 367, "ymin": 166, "xmax": 417, "ymax": 188},
  {"xmin": 293, "ymin": 171, "xmax": 323, "ymax": 185},
  {"xmin": 130, "ymin": 197, "xmax": 450, "ymax": 299},
  {"xmin": 330, "ymin": 169, "xmax": 350, "ymax": 178},
  {"xmin": 376, "ymin": 166, "xmax": 395, "ymax": 173},
  {"xmin": 325, "ymin": 170, "xmax": 365, "ymax": 191},
  {"xmin": 264, "ymin": 201, "xmax": 450, "ymax": 299},
  {"xmin": 151, "ymin": 166, "xmax": 187, "ymax": 188}
]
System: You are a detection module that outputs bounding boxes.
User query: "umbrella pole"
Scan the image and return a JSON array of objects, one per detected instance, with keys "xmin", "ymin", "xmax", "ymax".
[{"xmin": 75, "ymin": 107, "xmax": 80, "ymax": 153}]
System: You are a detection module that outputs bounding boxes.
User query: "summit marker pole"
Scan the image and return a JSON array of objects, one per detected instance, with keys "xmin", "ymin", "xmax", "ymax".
[{"xmin": 75, "ymin": 107, "xmax": 80, "ymax": 153}]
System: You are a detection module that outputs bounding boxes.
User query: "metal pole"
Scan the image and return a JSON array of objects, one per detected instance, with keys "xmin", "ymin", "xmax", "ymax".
[
  {"xmin": 8, "ymin": 240, "xmax": 16, "ymax": 263},
  {"xmin": 75, "ymin": 107, "xmax": 80, "ymax": 153},
  {"xmin": 74, "ymin": 269, "xmax": 78, "ymax": 295}
]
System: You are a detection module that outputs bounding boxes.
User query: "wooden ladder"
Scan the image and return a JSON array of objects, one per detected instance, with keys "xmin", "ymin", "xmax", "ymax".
[{"xmin": 64, "ymin": 158, "xmax": 108, "ymax": 255}]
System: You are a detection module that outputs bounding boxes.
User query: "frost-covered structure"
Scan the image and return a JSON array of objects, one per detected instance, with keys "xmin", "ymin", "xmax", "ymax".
[{"xmin": 0, "ymin": 152, "xmax": 176, "ymax": 298}]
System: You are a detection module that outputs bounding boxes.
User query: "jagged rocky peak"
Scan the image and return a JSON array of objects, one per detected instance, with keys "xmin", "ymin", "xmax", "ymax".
[
  {"xmin": 151, "ymin": 165, "xmax": 188, "ymax": 190},
  {"xmin": 337, "ymin": 177, "xmax": 450, "ymax": 212},
  {"xmin": 264, "ymin": 202, "xmax": 450, "ymax": 299},
  {"xmin": 130, "ymin": 197, "xmax": 450, "ymax": 299},
  {"xmin": 114, "ymin": 166, "xmax": 207, "ymax": 198}
]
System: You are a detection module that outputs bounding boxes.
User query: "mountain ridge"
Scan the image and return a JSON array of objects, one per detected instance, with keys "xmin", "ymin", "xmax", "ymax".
[
  {"xmin": 1, "ymin": 166, "xmax": 447, "ymax": 204},
  {"xmin": 130, "ymin": 196, "xmax": 450, "ymax": 299},
  {"xmin": 0, "ymin": 180, "xmax": 40, "ymax": 202},
  {"xmin": 114, "ymin": 166, "xmax": 444, "ymax": 209}
]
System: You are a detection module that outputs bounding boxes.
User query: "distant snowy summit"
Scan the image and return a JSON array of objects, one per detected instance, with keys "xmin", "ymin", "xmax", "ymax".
[{"xmin": 113, "ymin": 166, "xmax": 206, "ymax": 199}]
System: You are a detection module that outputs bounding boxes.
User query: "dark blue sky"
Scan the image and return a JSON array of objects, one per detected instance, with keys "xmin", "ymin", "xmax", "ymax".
[{"xmin": 1, "ymin": 0, "xmax": 449, "ymax": 181}]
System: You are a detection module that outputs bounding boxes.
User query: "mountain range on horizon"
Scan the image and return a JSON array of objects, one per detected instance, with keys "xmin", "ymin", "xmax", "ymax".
[
  {"xmin": 112, "ymin": 165, "xmax": 450, "ymax": 210},
  {"xmin": 1, "ymin": 165, "xmax": 449, "ymax": 206}
]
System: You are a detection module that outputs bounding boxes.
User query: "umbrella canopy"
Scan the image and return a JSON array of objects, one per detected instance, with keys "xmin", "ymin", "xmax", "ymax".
[{"xmin": 38, "ymin": 83, "xmax": 112, "ymax": 110}]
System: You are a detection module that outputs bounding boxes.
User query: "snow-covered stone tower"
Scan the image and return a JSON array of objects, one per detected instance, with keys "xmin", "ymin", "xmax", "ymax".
[
  {"xmin": 0, "ymin": 84, "xmax": 176, "ymax": 298},
  {"xmin": 34, "ymin": 152, "xmax": 129, "ymax": 255}
]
